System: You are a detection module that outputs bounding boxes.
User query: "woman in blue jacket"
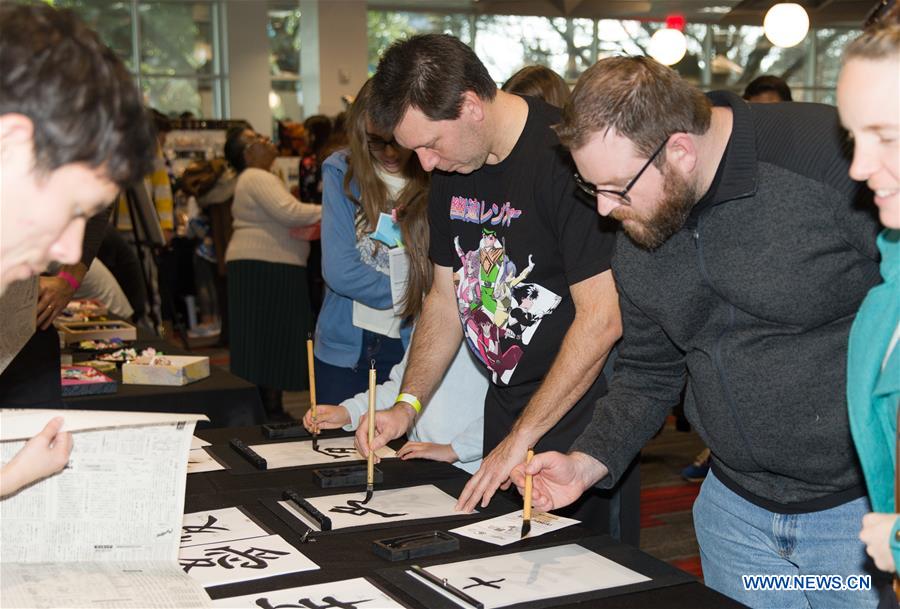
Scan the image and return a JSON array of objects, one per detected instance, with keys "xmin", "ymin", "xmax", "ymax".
[
  {"xmin": 838, "ymin": 9, "xmax": 900, "ymax": 587},
  {"xmin": 314, "ymin": 80, "xmax": 428, "ymax": 403}
]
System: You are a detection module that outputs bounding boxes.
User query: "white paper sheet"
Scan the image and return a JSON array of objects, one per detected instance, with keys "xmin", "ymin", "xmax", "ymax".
[
  {"xmin": 409, "ymin": 544, "xmax": 650, "ymax": 609},
  {"xmin": 389, "ymin": 246, "xmax": 410, "ymax": 315},
  {"xmin": 188, "ymin": 448, "xmax": 226, "ymax": 474},
  {"xmin": 450, "ymin": 510, "xmax": 579, "ymax": 546},
  {"xmin": 181, "ymin": 507, "xmax": 269, "ymax": 548},
  {"xmin": 284, "ymin": 484, "xmax": 466, "ymax": 531},
  {"xmin": 1, "ymin": 561, "xmax": 211, "ymax": 608},
  {"xmin": 191, "ymin": 436, "xmax": 211, "ymax": 450},
  {"xmin": 211, "ymin": 577, "xmax": 405, "ymax": 608},
  {"xmin": 178, "ymin": 534, "xmax": 318, "ymax": 588},
  {"xmin": 0, "ymin": 409, "xmax": 208, "ymax": 441},
  {"xmin": 1, "ymin": 423, "xmax": 194, "ymax": 563},
  {"xmin": 248, "ymin": 437, "xmax": 396, "ymax": 469},
  {"xmin": 0, "ymin": 416, "xmax": 211, "ymax": 608}
]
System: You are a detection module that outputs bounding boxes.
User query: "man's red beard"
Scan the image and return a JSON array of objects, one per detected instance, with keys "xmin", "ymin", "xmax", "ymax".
[{"xmin": 612, "ymin": 169, "xmax": 699, "ymax": 251}]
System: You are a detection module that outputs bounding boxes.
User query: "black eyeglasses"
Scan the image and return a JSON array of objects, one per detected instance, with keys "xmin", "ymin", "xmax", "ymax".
[
  {"xmin": 367, "ymin": 133, "xmax": 398, "ymax": 153},
  {"xmin": 574, "ymin": 137, "xmax": 669, "ymax": 206}
]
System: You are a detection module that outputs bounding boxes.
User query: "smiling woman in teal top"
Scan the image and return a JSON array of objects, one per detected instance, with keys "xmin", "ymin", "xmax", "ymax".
[{"xmin": 837, "ymin": 9, "xmax": 900, "ymax": 582}]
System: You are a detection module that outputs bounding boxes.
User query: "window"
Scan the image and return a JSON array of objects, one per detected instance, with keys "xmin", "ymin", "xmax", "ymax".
[
  {"xmin": 366, "ymin": 10, "xmax": 859, "ymax": 101},
  {"xmin": 268, "ymin": 8, "xmax": 303, "ymax": 122},
  {"xmin": 46, "ymin": 0, "xmax": 227, "ymax": 118}
]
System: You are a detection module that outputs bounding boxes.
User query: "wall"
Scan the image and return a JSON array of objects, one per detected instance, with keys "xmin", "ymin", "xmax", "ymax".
[
  {"xmin": 226, "ymin": 0, "xmax": 273, "ymax": 135},
  {"xmin": 300, "ymin": 0, "xmax": 368, "ymax": 117}
]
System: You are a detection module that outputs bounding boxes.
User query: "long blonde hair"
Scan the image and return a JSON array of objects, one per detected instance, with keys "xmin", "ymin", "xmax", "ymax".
[{"xmin": 344, "ymin": 79, "xmax": 432, "ymax": 318}]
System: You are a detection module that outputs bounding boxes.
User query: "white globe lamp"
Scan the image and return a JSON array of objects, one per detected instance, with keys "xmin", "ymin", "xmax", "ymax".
[
  {"xmin": 648, "ymin": 16, "xmax": 688, "ymax": 66},
  {"xmin": 764, "ymin": 3, "xmax": 810, "ymax": 48}
]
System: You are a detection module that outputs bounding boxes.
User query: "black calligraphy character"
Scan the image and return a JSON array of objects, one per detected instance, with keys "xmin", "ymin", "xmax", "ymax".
[
  {"xmin": 255, "ymin": 596, "xmax": 375, "ymax": 609},
  {"xmin": 181, "ymin": 515, "xmax": 229, "ymax": 544},
  {"xmin": 329, "ymin": 499, "xmax": 407, "ymax": 518},
  {"xmin": 312, "ymin": 446, "xmax": 358, "ymax": 460},
  {"xmin": 179, "ymin": 555, "xmax": 218, "ymax": 573},
  {"xmin": 462, "ymin": 577, "xmax": 506, "ymax": 590},
  {"xmin": 200, "ymin": 545, "xmax": 291, "ymax": 570}
]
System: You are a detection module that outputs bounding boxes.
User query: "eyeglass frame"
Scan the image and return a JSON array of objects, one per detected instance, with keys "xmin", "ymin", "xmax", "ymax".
[
  {"xmin": 573, "ymin": 137, "xmax": 670, "ymax": 205},
  {"xmin": 366, "ymin": 133, "xmax": 399, "ymax": 153}
]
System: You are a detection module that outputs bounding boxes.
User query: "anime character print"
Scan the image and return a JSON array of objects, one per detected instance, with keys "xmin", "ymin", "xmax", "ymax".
[{"xmin": 455, "ymin": 228, "xmax": 561, "ymax": 385}]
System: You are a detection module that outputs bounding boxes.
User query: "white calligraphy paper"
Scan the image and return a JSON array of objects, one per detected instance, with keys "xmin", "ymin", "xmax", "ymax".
[
  {"xmin": 248, "ymin": 437, "xmax": 396, "ymax": 469},
  {"xmin": 178, "ymin": 534, "xmax": 318, "ymax": 588},
  {"xmin": 181, "ymin": 507, "xmax": 269, "ymax": 548},
  {"xmin": 188, "ymin": 448, "xmax": 226, "ymax": 474},
  {"xmin": 191, "ymin": 436, "xmax": 211, "ymax": 450},
  {"xmin": 1, "ymin": 421, "xmax": 201, "ymax": 563},
  {"xmin": 211, "ymin": 577, "xmax": 405, "ymax": 608},
  {"xmin": 409, "ymin": 544, "xmax": 650, "ymax": 609},
  {"xmin": 280, "ymin": 484, "xmax": 467, "ymax": 531},
  {"xmin": 450, "ymin": 510, "xmax": 579, "ymax": 546}
]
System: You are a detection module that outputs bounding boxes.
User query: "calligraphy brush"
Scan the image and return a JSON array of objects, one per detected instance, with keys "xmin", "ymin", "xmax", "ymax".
[
  {"xmin": 306, "ymin": 333, "xmax": 318, "ymax": 451},
  {"xmin": 363, "ymin": 359, "xmax": 376, "ymax": 504},
  {"xmin": 521, "ymin": 448, "xmax": 534, "ymax": 538}
]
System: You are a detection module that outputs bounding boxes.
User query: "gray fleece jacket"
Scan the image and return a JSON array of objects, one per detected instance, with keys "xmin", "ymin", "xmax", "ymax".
[{"xmin": 572, "ymin": 91, "xmax": 881, "ymax": 509}]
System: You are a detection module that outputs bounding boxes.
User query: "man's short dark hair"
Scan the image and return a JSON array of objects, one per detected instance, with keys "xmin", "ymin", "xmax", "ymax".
[
  {"xmin": 369, "ymin": 34, "xmax": 497, "ymax": 133},
  {"xmin": 0, "ymin": 4, "xmax": 154, "ymax": 187},
  {"xmin": 742, "ymin": 75, "xmax": 793, "ymax": 102}
]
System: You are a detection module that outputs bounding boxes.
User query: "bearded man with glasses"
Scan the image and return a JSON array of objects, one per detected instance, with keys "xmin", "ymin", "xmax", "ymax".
[{"xmin": 510, "ymin": 56, "xmax": 888, "ymax": 609}]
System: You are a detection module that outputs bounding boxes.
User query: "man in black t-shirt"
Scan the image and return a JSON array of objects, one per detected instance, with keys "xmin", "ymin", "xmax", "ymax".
[{"xmin": 359, "ymin": 34, "xmax": 621, "ymax": 515}]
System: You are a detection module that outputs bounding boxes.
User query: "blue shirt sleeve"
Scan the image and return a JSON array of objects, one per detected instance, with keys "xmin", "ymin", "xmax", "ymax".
[{"xmin": 320, "ymin": 154, "xmax": 394, "ymax": 310}]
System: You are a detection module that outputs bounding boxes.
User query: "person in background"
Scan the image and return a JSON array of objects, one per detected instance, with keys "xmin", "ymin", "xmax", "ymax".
[
  {"xmin": 318, "ymin": 111, "xmax": 348, "ymax": 165},
  {"xmin": 313, "ymin": 80, "xmax": 428, "ymax": 404},
  {"xmin": 111, "ymin": 109, "xmax": 175, "ymax": 332},
  {"xmin": 837, "ymin": 6, "xmax": 900, "ymax": 593},
  {"xmin": 743, "ymin": 74, "xmax": 793, "ymax": 103},
  {"xmin": 224, "ymin": 126, "xmax": 321, "ymax": 421},
  {"xmin": 299, "ymin": 114, "xmax": 332, "ymax": 204},
  {"xmin": 96, "ymin": 224, "xmax": 149, "ymax": 324},
  {"xmin": 680, "ymin": 70, "xmax": 796, "ymax": 484},
  {"xmin": 511, "ymin": 55, "xmax": 885, "ymax": 608},
  {"xmin": 502, "ymin": 65, "xmax": 570, "ymax": 108},
  {"xmin": 0, "ymin": 3, "xmax": 153, "ymax": 495},
  {"xmin": 299, "ymin": 114, "xmax": 333, "ymax": 315},
  {"xmin": 304, "ymin": 149, "xmax": 487, "ymax": 474}
]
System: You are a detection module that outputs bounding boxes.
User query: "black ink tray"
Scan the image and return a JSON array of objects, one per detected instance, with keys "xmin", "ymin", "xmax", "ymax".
[
  {"xmin": 373, "ymin": 530, "xmax": 459, "ymax": 561},
  {"xmin": 313, "ymin": 464, "xmax": 383, "ymax": 488}
]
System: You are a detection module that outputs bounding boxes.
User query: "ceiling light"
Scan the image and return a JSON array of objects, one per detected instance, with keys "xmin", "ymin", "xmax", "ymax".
[
  {"xmin": 648, "ymin": 16, "xmax": 687, "ymax": 67},
  {"xmin": 763, "ymin": 3, "xmax": 810, "ymax": 48}
]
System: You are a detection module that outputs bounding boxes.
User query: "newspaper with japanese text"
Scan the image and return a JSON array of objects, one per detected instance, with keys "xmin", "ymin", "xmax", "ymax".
[{"xmin": 0, "ymin": 409, "xmax": 212, "ymax": 608}]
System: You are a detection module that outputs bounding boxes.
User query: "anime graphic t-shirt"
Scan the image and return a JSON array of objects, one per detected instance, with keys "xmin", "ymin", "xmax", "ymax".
[{"xmin": 429, "ymin": 96, "xmax": 616, "ymax": 413}]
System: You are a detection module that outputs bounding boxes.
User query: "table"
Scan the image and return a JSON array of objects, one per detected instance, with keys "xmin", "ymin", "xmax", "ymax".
[
  {"xmin": 64, "ymin": 336, "xmax": 264, "ymax": 429},
  {"xmin": 188, "ymin": 426, "xmax": 747, "ymax": 608}
]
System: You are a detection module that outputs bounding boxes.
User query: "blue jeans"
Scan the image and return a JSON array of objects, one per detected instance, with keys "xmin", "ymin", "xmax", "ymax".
[
  {"xmin": 693, "ymin": 470, "xmax": 891, "ymax": 609},
  {"xmin": 314, "ymin": 330, "xmax": 405, "ymax": 405}
]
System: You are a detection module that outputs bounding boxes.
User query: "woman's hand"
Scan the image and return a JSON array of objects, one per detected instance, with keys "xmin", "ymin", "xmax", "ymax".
[
  {"xmin": 396, "ymin": 441, "xmax": 458, "ymax": 464},
  {"xmin": 302, "ymin": 404, "xmax": 351, "ymax": 433}
]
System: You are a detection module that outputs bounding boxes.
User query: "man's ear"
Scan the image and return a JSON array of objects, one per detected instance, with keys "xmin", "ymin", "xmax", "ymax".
[
  {"xmin": 460, "ymin": 91, "xmax": 485, "ymax": 123},
  {"xmin": 0, "ymin": 113, "xmax": 35, "ymax": 146},
  {"xmin": 665, "ymin": 132, "xmax": 698, "ymax": 175}
]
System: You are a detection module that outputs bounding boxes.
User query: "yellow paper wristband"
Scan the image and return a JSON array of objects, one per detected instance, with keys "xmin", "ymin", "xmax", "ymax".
[{"xmin": 395, "ymin": 393, "xmax": 422, "ymax": 414}]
